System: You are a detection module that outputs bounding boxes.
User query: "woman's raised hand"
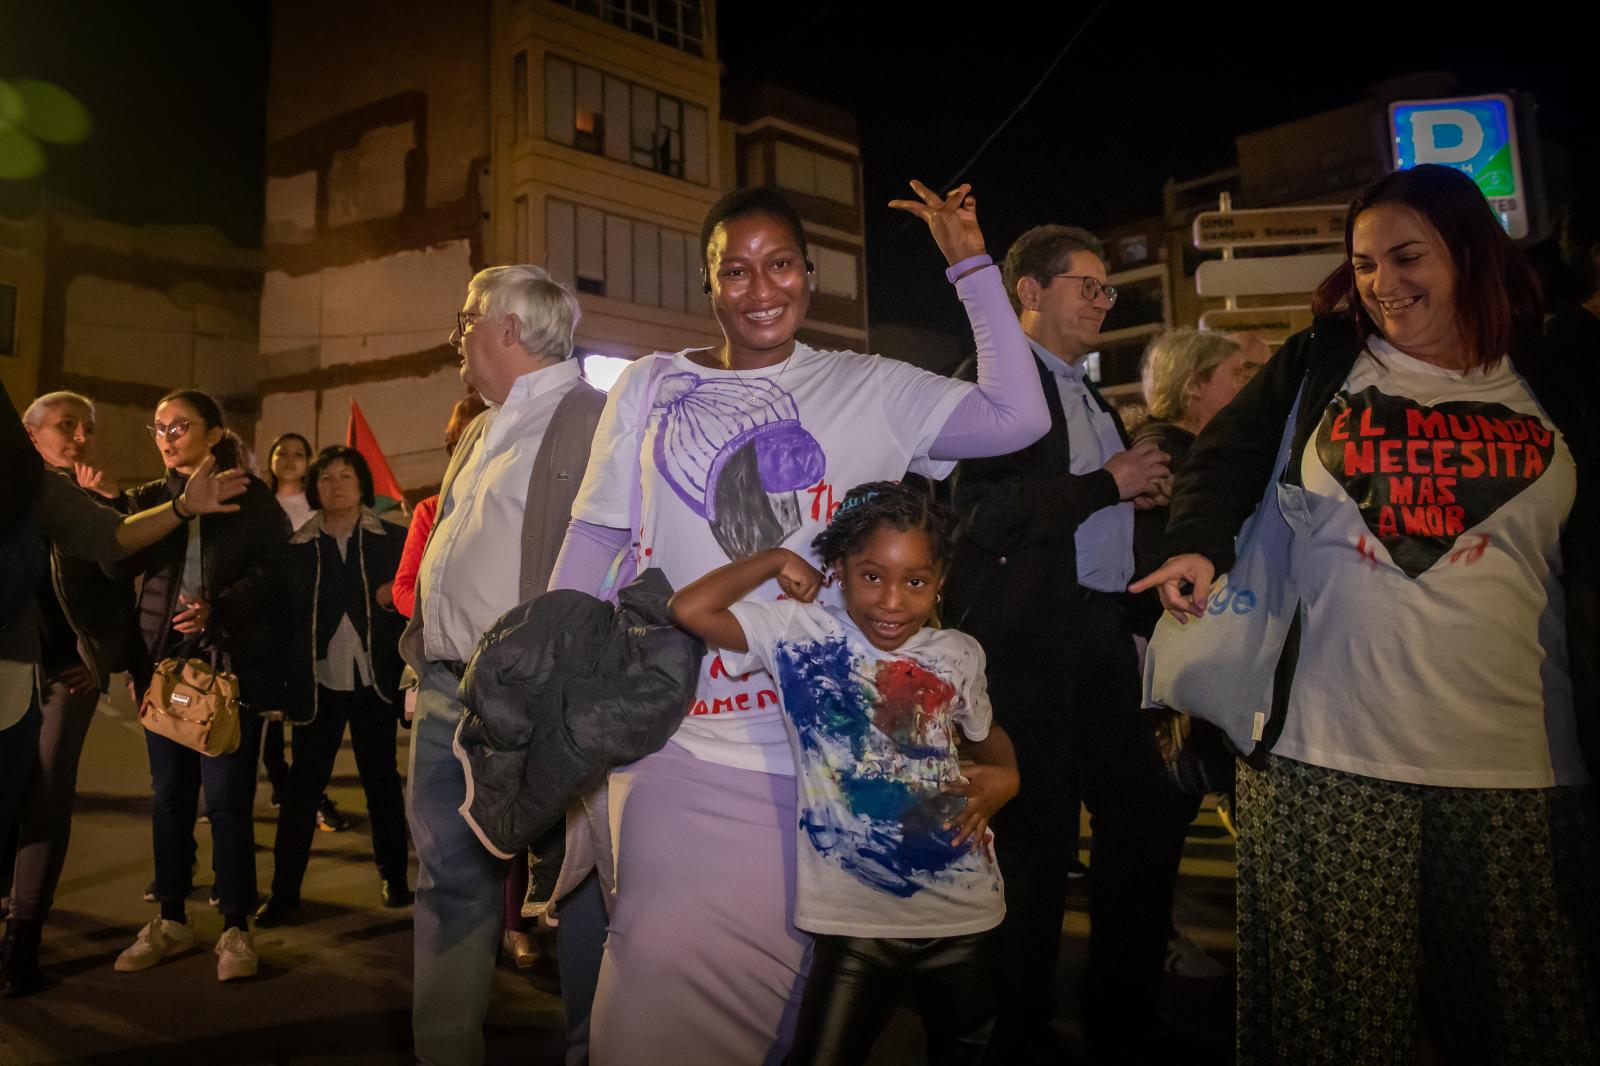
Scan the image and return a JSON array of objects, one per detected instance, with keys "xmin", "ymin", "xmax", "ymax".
[
  {"xmin": 179, "ymin": 454, "xmax": 247, "ymax": 516},
  {"xmin": 1128, "ymin": 553, "xmax": 1216, "ymax": 624},
  {"xmin": 888, "ymin": 180, "xmax": 985, "ymax": 267}
]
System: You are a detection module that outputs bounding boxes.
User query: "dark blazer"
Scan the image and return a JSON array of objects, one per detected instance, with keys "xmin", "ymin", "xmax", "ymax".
[
  {"xmin": 944, "ymin": 352, "xmax": 1130, "ymax": 665},
  {"xmin": 1163, "ymin": 314, "xmax": 1600, "ymax": 788},
  {"xmin": 282, "ymin": 508, "xmax": 408, "ymax": 724},
  {"xmin": 115, "ymin": 471, "xmax": 292, "ymax": 709}
]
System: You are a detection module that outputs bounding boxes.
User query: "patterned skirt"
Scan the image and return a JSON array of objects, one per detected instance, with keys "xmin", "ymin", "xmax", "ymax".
[{"xmin": 1236, "ymin": 754, "xmax": 1600, "ymax": 1065}]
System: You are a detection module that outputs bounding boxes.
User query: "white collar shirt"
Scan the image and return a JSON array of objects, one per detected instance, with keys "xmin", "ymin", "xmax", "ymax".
[
  {"xmin": 417, "ymin": 358, "xmax": 583, "ymax": 663},
  {"xmin": 1030, "ymin": 338, "xmax": 1134, "ymax": 591}
]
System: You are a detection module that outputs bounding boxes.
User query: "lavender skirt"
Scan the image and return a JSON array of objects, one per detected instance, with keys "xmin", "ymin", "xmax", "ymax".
[{"xmin": 589, "ymin": 741, "xmax": 811, "ymax": 1066}]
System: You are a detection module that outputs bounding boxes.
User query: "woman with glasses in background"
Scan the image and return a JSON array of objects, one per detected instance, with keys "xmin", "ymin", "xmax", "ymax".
[{"xmin": 111, "ymin": 388, "xmax": 290, "ymax": 983}]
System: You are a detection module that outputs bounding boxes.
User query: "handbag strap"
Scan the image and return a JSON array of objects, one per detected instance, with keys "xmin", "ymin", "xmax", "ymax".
[{"xmin": 1269, "ymin": 376, "xmax": 1311, "ymax": 488}]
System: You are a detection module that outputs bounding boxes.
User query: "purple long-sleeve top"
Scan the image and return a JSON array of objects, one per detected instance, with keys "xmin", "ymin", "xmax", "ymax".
[{"xmin": 549, "ymin": 256, "xmax": 1047, "ymax": 594}]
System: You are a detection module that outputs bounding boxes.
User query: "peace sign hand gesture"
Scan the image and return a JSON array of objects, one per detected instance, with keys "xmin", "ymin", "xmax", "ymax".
[{"xmin": 888, "ymin": 180, "xmax": 986, "ymax": 267}]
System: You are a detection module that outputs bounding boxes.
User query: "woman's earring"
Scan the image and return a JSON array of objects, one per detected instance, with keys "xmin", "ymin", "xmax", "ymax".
[{"xmin": 936, "ymin": 592, "xmax": 942, "ymax": 604}]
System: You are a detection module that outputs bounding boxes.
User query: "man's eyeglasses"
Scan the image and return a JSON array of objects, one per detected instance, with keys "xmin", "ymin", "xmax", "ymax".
[
  {"xmin": 455, "ymin": 311, "xmax": 482, "ymax": 335},
  {"xmin": 147, "ymin": 419, "xmax": 192, "ymax": 442},
  {"xmin": 1050, "ymin": 274, "xmax": 1119, "ymax": 305}
]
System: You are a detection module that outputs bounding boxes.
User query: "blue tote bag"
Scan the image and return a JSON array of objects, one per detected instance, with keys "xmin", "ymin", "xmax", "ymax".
[{"xmin": 1142, "ymin": 383, "xmax": 1309, "ymax": 754}]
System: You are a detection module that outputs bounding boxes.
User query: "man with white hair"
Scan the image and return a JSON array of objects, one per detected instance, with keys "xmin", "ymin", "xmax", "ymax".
[{"xmin": 400, "ymin": 266, "xmax": 604, "ymax": 1065}]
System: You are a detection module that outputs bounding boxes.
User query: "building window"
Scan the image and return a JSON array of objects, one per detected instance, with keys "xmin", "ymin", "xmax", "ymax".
[
  {"xmin": 546, "ymin": 198, "xmax": 706, "ymax": 313},
  {"xmin": 773, "ymin": 141, "xmax": 856, "ymax": 206},
  {"xmin": 0, "ymin": 283, "xmax": 16, "ymax": 357},
  {"xmin": 546, "ymin": 55, "xmax": 709, "ymax": 184},
  {"xmin": 812, "ymin": 245, "xmax": 859, "ymax": 302},
  {"xmin": 551, "ymin": 0, "xmax": 706, "ymax": 58},
  {"xmin": 512, "ymin": 51, "xmax": 529, "ymax": 141}
]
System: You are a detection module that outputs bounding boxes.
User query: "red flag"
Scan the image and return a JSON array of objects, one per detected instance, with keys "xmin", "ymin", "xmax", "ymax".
[{"xmin": 347, "ymin": 399, "xmax": 406, "ymax": 512}]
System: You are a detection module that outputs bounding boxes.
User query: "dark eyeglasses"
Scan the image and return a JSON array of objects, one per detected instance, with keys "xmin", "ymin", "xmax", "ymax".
[
  {"xmin": 455, "ymin": 311, "xmax": 482, "ymax": 334},
  {"xmin": 147, "ymin": 419, "xmax": 193, "ymax": 442},
  {"xmin": 1050, "ymin": 274, "xmax": 1119, "ymax": 305}
]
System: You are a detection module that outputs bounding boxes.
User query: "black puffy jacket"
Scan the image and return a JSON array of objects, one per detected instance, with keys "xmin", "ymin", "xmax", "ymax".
[
  {"xmin": 114, "ymin": 471, "xmax": 291, "ymax": 709},
  {"xmin": 455, "ymin": 568, "xmax": 703, "ymax": 859}
]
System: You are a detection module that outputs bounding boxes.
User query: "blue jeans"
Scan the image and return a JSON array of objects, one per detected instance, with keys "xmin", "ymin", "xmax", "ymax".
[
  {"xmin": 145, "ymin": 710, "xmax": 265, "ymax": 916},
  {"xmin": 408, "ymin": 664, "xmax": 509, "ymax": 1066}
]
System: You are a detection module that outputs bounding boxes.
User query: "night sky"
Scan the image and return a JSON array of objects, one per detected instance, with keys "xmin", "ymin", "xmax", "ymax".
[{"xmin": 3, "ymin": 2, "xmax": 1593, "ymax": 332}]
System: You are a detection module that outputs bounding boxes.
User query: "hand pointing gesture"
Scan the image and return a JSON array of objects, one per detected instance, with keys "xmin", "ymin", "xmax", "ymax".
[{"xmin": 888, "ymin": 180, "xmax": 986, "ymax": 267}]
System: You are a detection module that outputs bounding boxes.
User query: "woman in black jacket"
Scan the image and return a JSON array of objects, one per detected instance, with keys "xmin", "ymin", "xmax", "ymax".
[
  {"xmin": 254, "ymin": 446, "xmax": 410, "ymax": 926},
  {"xmin": 1135, "ymin": 165, "xmax": 1600, "ymax": 1063},
  {"xmin": 111, "ymin": 388, "xmax": 290, "ymax": 983}
]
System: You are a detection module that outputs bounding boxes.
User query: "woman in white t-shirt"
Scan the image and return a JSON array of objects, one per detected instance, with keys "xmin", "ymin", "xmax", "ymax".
[
  {"xmin": 1136, "ymin": 165, "xmax": 1600, "ymax": 1063},
  {"xmin": 549, "ymin": 183, "xmax": 1049, "ymax": 1064},
  {"xmin": 267, "ymin": 433, "xmax": 313, "ymax": 532}
]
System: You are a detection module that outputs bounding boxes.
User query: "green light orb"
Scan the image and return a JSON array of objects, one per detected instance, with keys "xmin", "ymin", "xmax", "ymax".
[
  {"xmin": 0, "ymin": 81, "xmax": 24, "ymax": 126},
  {"xmin": 0, "ymin": 120, "xmax": 46, "ymax": 179},
  {"xmin": 12, "ymin": 79, "xmax": 91, "ymax": 144}
]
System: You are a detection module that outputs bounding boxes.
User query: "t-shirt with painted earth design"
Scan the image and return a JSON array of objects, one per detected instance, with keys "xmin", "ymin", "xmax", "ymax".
[
  {"xmin": 1282, "ymin": 338, "xmax": 1585, "ymax": 788},
  {"xmin": 723, "ymin": 598, "xmax": 1005, "ymax": 938}
]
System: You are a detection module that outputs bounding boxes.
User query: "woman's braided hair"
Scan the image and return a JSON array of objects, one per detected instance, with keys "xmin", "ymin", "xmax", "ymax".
[{"xmin": 809, "ymin": 480, "xmax": 957, "ymax": 571}]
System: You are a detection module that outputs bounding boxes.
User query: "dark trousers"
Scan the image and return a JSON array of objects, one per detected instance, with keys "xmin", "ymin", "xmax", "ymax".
[
  {"xmin": 146, "ymin": 710, "xmax": 264, "ymax": 916},
  {"xmin": 786, "ymin": 932, "xmax": 1000, "ymax": 1066},
  {"xmin": 0, "ymin": 701, "xmax": 41, "ymax": 852},
  {"xmin": 8, "ymin": 669, "xmax": 99, "ymax": 921},
  {"xmin": 259, "ymin": 718, "xmax": 289, "ymax": 798},
  {"xmin": 988, "ymin": 592, "xmax": 1177, "ymax": 1062},
  {"xmin": 270, "ymin": 684, "xmax": 408, "ymax": 900}
]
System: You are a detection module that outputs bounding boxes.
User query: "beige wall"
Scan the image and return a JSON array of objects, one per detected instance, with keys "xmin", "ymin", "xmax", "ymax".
[{"xmin": 0, "ymin": 216, "xmax": 45, "ymax": 404}]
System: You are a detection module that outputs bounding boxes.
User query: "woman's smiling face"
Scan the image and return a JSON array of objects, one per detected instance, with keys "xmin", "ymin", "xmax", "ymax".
[
  {"xmin": 706, "ymin": 211, "xmax": 812, "ymax": 366},
  {"xmin": 1351, "ymin": 203, "xmax": 1465, "ymax": 362}
]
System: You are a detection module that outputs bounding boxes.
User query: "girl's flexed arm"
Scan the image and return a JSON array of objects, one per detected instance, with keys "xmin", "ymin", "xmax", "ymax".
[{"xmin": 667, "ymin": 548, "xmax": 823, "ymax": 653}]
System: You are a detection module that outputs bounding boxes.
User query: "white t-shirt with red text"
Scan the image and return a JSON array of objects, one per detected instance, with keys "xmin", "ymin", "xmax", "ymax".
[
  {"xmin": 1284, "ymin": 338, "xmax": 1584, "ymax": 787},
  {"xmin": 571, "ymin": 343, "xmax": 968, "ymax": 774}
]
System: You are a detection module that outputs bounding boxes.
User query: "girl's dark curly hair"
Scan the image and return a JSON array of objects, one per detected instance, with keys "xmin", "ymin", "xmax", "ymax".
[{"xmin": 810, "ymin": 480, "xmax": 957, "ymax": 572}]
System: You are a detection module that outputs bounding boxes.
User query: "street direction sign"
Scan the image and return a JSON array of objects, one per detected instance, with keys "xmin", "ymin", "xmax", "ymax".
[
  {"xmin": 1198, "ymin": 306, "xmax": 1313, "ymax": 343},
  {"xmin": 1192, "ymin": 206, "xmax": 1347, "ymax": 250},
  {"xmin": 1194, "ymin": 253, "xmax": 1344, "ymax": 298},
  {"xmin": 1390, "ymin": 94, "xmax": 1528, "ymax": 239}
]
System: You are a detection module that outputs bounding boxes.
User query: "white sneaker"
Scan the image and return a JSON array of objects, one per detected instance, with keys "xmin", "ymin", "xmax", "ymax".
[
  {"xmin": 1165, "ymin": 931, "xmax": 1226, "ymax": 979},
  {"xmin": 214, "ymin": 927, "xmax": 258, "ymax": 981},
  {"xmin": 115, "ymin": 918, "xmax": 196, "ymax": 972}
]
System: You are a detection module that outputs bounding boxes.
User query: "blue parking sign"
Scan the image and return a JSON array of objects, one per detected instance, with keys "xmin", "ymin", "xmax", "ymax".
[{"xmin": 1390, "ymin": 94, "xmax": 1528, "ymax": 239}]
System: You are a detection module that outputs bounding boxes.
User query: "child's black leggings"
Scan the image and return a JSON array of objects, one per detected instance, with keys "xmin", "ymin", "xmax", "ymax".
[{"xmin": 785, "ymin": 931, "xmax": 999, "ymax": 1066}]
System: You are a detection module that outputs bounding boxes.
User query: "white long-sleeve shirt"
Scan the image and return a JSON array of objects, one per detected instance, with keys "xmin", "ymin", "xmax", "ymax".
[{"xmin": 417, "ymin": 359, "xmax": 584, "ymax": 663}]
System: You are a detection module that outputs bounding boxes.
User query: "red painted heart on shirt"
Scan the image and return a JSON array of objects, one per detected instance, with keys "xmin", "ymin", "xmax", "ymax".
[{"xmin": 1313, "ymin": 386, "xmax": 1555, "ymax": 578}]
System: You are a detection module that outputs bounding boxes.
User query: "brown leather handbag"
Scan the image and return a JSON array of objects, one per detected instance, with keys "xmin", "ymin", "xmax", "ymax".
[{"xmin": 138, "ymin": 651, "xmax": 242, "ymax": 757}]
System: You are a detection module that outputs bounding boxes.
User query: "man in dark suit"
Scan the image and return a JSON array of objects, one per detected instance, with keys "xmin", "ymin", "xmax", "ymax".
[{"xmin": 944, "ymin": 225, "xmax": 1176, "ymax": 1063}]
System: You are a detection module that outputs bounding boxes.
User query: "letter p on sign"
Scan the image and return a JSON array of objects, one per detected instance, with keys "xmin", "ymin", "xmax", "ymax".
[{"xmin": 1389, "ymin": 94, "xmax": 1528, "ymax": 239}]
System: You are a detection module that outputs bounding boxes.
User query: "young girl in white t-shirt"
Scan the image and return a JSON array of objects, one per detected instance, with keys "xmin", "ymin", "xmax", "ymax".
[{"xmin": 669, "ymin": 480, "xmax": 1020, "ymax": 1064}]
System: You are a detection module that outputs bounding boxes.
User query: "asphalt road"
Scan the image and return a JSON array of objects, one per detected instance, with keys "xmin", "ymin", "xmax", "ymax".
[{"xmin": 0, "ymin": 681, "xmax": 1234, "ymax": 1064}]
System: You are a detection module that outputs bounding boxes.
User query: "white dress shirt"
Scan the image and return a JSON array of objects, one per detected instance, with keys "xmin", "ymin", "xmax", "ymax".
[
  {"xmin": 1030, "ymin": 338, "xmax": 1134, "ymax": 592},
  {"xmin": 417, "ymin": 358, "xmax": 584, "ymax": 663}
]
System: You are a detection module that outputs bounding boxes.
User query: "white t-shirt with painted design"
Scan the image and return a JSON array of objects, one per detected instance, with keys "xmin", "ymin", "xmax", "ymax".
[
  {"xmin": 1284, "ymin": 338, "xmax": 1584, "ymax": 787},
  {"xmin": 572, "ymin": 343, "xmax": 968, "ymax": 774},
  {"xmin": 723, "ymin": 598, "xmax": 1004, "ymax": 937}
]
